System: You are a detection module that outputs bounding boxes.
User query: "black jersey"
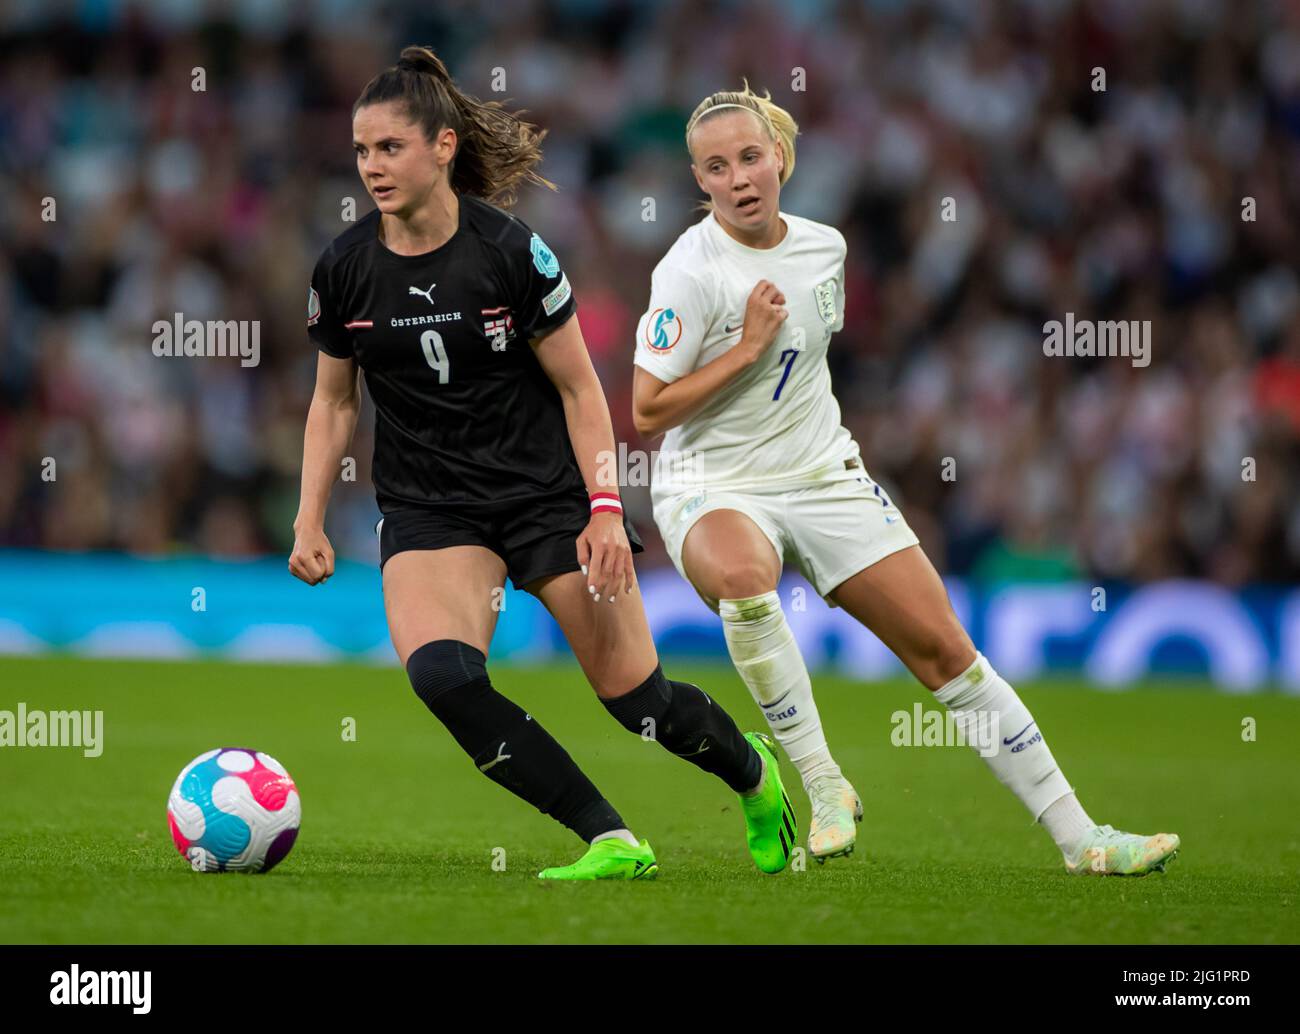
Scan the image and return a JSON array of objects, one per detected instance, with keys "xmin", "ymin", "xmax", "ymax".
[{"xmin": 307, "ymin": 195, "xmax": 585, "ymax": 512}]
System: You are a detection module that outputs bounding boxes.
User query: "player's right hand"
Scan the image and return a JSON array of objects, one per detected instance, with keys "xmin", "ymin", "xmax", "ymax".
[
  {"xmin": 289, "ymin": 526, "xmax": 335, "ymax": 585},
  {"xmin": 577, "ymin": 512, "xmax": 634, "ymax": 603},
  {"xmin": 741, "ymin": 279, "xmax": 788, "ymax": 357}
]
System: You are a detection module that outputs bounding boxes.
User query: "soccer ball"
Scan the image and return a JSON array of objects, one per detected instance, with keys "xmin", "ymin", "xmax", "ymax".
[{"xmin": 167, "ymin": 747, "xmax": 301, "ymax": 873}]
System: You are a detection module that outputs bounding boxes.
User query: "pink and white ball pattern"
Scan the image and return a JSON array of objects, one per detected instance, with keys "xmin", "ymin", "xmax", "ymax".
[{"xmin": 167, "ymin": 748, "xmax": 301, "ymax": 873}]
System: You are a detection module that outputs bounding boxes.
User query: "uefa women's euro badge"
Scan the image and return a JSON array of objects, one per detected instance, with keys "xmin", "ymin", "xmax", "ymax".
[{"xmin": 530, "ymin": 233, "xmax": 560, "ymax": 277}]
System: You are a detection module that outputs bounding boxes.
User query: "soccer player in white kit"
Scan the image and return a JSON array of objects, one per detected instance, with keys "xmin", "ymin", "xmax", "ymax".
[{"xmin": 632, "ymin": 83, "xmax": 1180, "ymax": 875}]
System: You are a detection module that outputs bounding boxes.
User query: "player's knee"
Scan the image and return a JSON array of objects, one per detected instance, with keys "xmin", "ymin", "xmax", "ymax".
[
  {"xmin": 587, "ymin": 661, "xmax": 652, "ymax": 702},
  {"xmin": 406, "ymin": 639, "xmax": 488, "ymax": 713},
  {"xmin": 601, "ymin": 664, "xmax": 671, "ymax": 736},
  {"xmin": 917, "ymin": 629, "xmax": 977, "ymax": 690},
  {"xmin": 706, "ymin": 560, "xmax": 777, "ymax": 601},
  {"xmin": 600, "ymin": 664, "xmax": 711, "ymax": 748}
]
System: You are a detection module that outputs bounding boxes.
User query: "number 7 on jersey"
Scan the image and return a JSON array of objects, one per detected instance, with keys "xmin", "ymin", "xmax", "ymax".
[{"xmin": 773, "ymin": 348, "xmax": 798, "ymax": 400}]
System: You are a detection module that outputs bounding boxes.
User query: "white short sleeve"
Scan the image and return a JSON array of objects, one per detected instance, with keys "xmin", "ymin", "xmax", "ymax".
[
  {"xmin": 832, "ymin": 259, "xmax": 846, "ymax": 333},
  {"xmin": 633, "ymin": 263, "xmax": 713, "ymax": 384},
  {"xmin": 831, "ymin": 231, "xmax": 847, "ymax": 333}
]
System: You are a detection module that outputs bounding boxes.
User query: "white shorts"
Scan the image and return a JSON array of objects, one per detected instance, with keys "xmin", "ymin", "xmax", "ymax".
[{"xmin": 652, "ymin": 471, "xmax": 920, "ymax": 603}]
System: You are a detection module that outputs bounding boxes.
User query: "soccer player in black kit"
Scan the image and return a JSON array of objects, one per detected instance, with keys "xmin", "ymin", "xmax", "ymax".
[{"xmin": 290, "ymin": 46, "xmax": 797, "ymax": 878}]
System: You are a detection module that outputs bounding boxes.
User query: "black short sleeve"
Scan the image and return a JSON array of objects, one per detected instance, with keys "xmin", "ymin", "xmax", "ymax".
[
  {"xmin": 508, "ymin": 225, "xmax": 576, "ymax": 340},
  {"xmin": 308, "ymin": 256, "xmax": 351, "ymax": 359}
]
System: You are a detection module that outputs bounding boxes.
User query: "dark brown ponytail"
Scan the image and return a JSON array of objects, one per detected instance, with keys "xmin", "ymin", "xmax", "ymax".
[{"xmin": 353, "ymin": 45, "xmax": 556, "ymax": 208}]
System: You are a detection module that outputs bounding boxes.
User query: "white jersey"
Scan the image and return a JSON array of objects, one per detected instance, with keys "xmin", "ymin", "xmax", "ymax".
[{"xmin": 634, "ymin": 210, "xmax": 861, "ymax": 501}]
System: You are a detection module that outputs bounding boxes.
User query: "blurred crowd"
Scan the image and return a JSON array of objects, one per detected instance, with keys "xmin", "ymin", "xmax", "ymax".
[{"xmin": 1, "ymin": 0, "xmax": 1298, "ymax": 586}]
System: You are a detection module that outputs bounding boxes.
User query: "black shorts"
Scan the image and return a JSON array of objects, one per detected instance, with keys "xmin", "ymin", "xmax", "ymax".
[{"xmin": 377, "ymin": 491, "xmax": 645, "ymax": 591}]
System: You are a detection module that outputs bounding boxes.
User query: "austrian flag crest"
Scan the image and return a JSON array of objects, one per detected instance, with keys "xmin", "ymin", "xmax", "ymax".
[{"xmin": 482, "ymin": 306, "xmax": 514, "ymax": 350}]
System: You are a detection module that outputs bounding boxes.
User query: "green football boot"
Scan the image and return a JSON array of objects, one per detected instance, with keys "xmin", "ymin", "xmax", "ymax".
[
  {"xmin": 1064, "ymin": 824, "xmax": 1180, "ymax": 876},
  {"xmin": 537, "ymin": 837, "xmax": 658, "ymax": 881},
  {"xmin": 740, "ymin": 732, "xmax": 797, "ymax": 874}
]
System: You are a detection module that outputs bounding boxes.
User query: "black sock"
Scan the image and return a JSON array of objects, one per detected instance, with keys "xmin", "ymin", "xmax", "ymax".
[
  {"xmin": 407, "ymin": 640, "xmax": 625, "ymax": 843},
  {"xmin": 602, "ymin": 665, "xmax": 762, "ymax": 793}
]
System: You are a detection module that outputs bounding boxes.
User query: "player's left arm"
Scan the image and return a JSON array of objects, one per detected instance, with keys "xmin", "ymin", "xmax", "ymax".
[{"xmin": 531, "ymin": 315, "xmax": 635, "ymax": 601}]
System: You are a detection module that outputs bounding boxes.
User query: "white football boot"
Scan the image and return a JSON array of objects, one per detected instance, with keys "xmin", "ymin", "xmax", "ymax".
[
  {"xmin": 1064, "ymin": 824, "xmax": 1180, "ymax": 876},
  {"xmin": 807, "ymin": 773, "xmax": 863, "ymax": 863}
]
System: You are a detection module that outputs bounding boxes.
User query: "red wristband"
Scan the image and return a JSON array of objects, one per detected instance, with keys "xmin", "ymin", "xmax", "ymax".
[{"xmin": 590, "ymin": 492, "xmax": 623, "ymax": 517}]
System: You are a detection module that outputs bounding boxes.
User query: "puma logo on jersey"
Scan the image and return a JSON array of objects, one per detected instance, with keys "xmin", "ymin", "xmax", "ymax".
[
  {"xmin": 678, "ymin": 738, "xmax": 711, "ymax": 757},
  {"xmin": 478, "ymin": 742, "xmax": 511, "ymax": 772},
  {"xmin": 408, "ymin": 282, "xmax": 437, "ymax": 305}
]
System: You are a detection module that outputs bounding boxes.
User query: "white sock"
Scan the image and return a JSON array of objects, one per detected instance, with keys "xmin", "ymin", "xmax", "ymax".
[
  {"xmin": 933, "ymin": 652, "xmax": 1073, "ymax": 823},
  {"xmin": 720, "ymin": 591, "xmax": 840, "ymax": 788},
  {"xmin": 592, "ymin": 828, "xmax": 639, "ymax": 848},
  {"xmin": 1040, "ymin": 793, "xmax": 1096, "ymax": 855}
]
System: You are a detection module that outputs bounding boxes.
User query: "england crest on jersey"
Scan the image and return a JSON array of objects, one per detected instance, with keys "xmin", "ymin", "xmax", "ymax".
[{"xmin": 814, "ymin": 278, "xmax": 837, "ymax": 326}]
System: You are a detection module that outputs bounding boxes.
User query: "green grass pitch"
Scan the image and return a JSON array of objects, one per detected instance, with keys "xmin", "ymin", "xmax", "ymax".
[{"xmin": 1, "ymin": 655, "xmax": 1296, "ymax": 944}]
